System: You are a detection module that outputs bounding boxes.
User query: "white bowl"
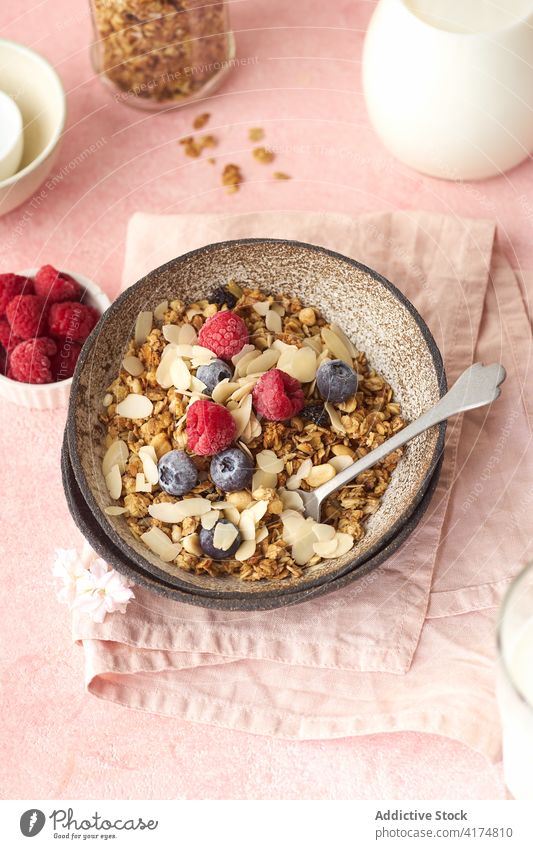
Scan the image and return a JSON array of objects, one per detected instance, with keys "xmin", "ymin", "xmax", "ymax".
[
  {"xmin": 0, "ymin": 269, "xmax": 111, "ymax": 410},
  {"xmin": 0, "ymin": 39, "xmax": 66, "ymax": 216}
]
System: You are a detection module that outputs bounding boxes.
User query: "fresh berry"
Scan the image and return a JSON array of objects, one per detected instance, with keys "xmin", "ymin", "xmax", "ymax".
[
  {"xmin": 199, "ymin": 519, "xmax": 242, "ymax": 559},
  {"xmin": 0, "ymin": 348, "xmax": 7, "ymax": 375},
  {"xmin": 252, "ymin": 368, "xmax": 305, "ymax": 421},
  {"xmin": 208, "ymin": 287, "xmax": 237, "ymax": 310},
  {"xmin": 186, "ymin": 399, "xmax": 236, "ymax": 455},
  {"xmin": 0, "ymin": 273, "xmax": 33, "ymax": 316},
  {"xmin": 196, "ymin": 358, "xmax": 233, "ymax": 395},
  {"xmin": 210, "ymin": 447, "xmax": 253, "ymax": 492},
  {"xmin": 47, "ymin": 301, "xmax": 99, "ymax": 342},
  {"xmin": 5, "ymin": 295, "xmax": 48, "ymax": 339},
  {"xmin": 300, "ymin": 402, "xmax": 328, "ymax": 426},
  {"xmin": 158, "ymin": 450, "xmax": 198, "ymax": 497},
  {"xmin": 34, "ymin": 264, "xmax": 82, "ymax": 303},
  {"xmin": 198, "ymin": 310, "xmax": 249, "ymax": 360},
  {"xmin": 316, "ymin": 359, "xmax": 358, "ymax": 404},
  {"xmin": 10, "ymin": 337, "xmax": 57, "ymax": 384},
  {"xmin": 51, "ymin": 340, "xmax": 82, "ymax": 380},
  {"xmin": 0, "ymin": 316, "xmax": 23, "ymax": 354}
]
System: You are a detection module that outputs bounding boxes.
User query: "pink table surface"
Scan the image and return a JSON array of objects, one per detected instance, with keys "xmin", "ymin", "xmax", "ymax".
[{"xmin": 1, "ymin": 0, "xmax": 531, "ymax": 800}]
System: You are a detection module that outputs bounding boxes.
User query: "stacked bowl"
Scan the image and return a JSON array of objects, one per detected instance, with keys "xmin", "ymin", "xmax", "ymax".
[{"xmin": 63, "ymin": 240, "xmax": 446, "ymax": 611}]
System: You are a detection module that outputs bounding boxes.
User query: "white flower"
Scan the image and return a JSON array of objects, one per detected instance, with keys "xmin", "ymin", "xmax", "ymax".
[
  {"xmin": 71, "ymin": 558, "xmax": 135, "ymax": 623},
  {"xmin": 53, "ymin": 550, "xmax": 134, "ymax": 623},
  {"xmin": 52, "ymin": 549, "xmax": 86, "ymax": 606}
]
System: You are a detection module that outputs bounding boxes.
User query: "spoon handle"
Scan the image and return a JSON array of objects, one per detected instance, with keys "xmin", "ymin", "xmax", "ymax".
[{"xmin": 311, "ymin": 362, "xmax": 506, "ymax": 506}]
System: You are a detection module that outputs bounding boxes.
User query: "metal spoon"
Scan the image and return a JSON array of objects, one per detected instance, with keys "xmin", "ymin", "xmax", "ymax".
[{"xmin": 297, "ymin": 362, "xmax": 506, "ymax": 521}]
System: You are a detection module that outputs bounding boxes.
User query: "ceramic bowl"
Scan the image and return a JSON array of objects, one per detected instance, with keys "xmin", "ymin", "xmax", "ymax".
[
  {"xmin": 67, "ymin": 239, "xmax": 447, "ymax": 606},
  {"xmin": 0, "ymin": 39, "xmax": 66, "ymax": 216},
  {"xmin": 0, "ymin": 269, "xmax": 110, "ymax": 410},
  {"xmin": 61, "ymin": 431, "xmax": 443, "ymax": 610}
]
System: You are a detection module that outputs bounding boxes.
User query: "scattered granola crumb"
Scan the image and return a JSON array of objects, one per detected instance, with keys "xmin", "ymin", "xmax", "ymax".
[
  {"xmin": 273, "ymin": 171, "xmax": 291, "ymax": 180},
  {"xmin": 248, "ymin": 127, "xmax": 265, "ymax": 142},
  {"xmin": 207, "ymin": 157, "xmax": 216, "ymax": 165},
  {"xmin": 253, "ymin": 146, "xmax": 275, "ymax": 164},
  {"xmin": 180, "ymin": 134, "xmax": 217, "ymax": 158},
  {"xmin": 193, "ymin": 112, "xmax": 210, "ymax": 130},
  {"xmin": 222, "ymin": 163, "xmax": 243, "ymax": 193}
]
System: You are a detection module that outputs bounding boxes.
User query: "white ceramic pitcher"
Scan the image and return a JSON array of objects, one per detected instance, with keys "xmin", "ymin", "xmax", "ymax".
[{"xmin": 362, "ymin": 0, "xmax": 533, "ymax": 179}]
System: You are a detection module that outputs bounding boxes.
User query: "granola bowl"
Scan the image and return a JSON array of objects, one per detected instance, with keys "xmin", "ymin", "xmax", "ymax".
[{"xmin": 67, "ymin": 239, "xmax": 446, "ymax": 608}]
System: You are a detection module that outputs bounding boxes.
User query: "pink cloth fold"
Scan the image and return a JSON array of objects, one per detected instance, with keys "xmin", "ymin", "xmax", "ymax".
[{"xmin": 72, "ymin": 211, "xmax": 532, "ymax": 758}]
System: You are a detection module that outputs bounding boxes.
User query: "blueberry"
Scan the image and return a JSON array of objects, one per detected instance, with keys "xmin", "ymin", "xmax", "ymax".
[
  {"xmin": 196, "ymin": 359, "xmax": 233, "ymax": 395},
  {"xmin": 158, "ymin": 450, "xmax": 197, "ymax": 497},
  {"xmin": 199, "ymin": 519, "xmax": 242, "ymax": 559},
  {"xmin": 316, "ymin": 359, "xmax": 358, "ymax": 404},
  {"xmin": 209, "ymin": 287, "xmax": 237, "ymax": 309},
  {"xmin": 210, "ymin": 447, "xmax": 253, "ymax": 492}
]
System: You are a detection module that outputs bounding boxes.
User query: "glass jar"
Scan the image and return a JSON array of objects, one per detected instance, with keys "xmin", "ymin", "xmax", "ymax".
[{"xmin": 89, "ymin": 0, "xmax": 235, "ymax": 109}]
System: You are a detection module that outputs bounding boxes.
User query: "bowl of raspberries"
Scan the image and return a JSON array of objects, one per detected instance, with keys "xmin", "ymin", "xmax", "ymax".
[{"xmin": 0, "ymin": 265, "xmax": 110, "ymax": 409}]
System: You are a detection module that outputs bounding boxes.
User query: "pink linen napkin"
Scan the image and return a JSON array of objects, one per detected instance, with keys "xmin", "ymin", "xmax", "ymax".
[{"xmin": 72, "ymin": 211, "xmax": 532, "ymax": 759}]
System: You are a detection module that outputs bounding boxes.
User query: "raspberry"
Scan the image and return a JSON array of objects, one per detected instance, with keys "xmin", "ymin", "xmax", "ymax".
[
  {"xmin": 34, "ymin": 264, "xmax": 82, "ymax": 303},
  {"xmin": 0, "ymin": 316, "xmax": 23, "ymax": 354},
  {"xmin": 10, "ymin": 337, "xmax": 57, "ymax": 384},
  {"xmin": 47, "ymin": 301, "xmax": 99, "ymax": 342},
  {"xmin": 0, "ymin": 348, "xmax": 7, "ymax": 376},
  {"xmin": 252, "ymin": 368, "xmax": 305, "ymax": 421},
  {"xmin": 5, "ymin": 295, "xmax": 48, "ymax": 339},
  {"xmin": 198, "ymin": 310, "xmax": 249, "ymax": 360},
  {"xmin": 51, "ymin": 340, "xmax": 82, "ymax": 380},
  {"xmin": 186, "ymin": 399, "xmax": 236, "ymax": 455},
  {"xmin": 0, "ymin": 273, "xmax": 33, "ymax": 316}
]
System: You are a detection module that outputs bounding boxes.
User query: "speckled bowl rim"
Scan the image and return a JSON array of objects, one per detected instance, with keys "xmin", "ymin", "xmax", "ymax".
[
  {"xmin": 67, "ymin": 238, "xmax": 447, "ymax": 599},
  {"xmin": 62, "ymin": 430, "xmax": 444, "ymax": 611}
]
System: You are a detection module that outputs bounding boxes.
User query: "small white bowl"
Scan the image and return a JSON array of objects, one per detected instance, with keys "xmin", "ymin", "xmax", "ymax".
[
  {"xmin": 0, "ymin": 269, "xmax": 111, "ymax": 410},
  {"xmin": 0, "ymin": 90, "xmax": 23, "ymax": 181},
  {"xmin": 0, "ymin": 39, "xmax": 66, "ymax": 216}
]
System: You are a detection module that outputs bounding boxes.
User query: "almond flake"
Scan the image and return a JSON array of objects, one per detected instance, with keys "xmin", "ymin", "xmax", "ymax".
[
  {"xmin": 135, "ymin": 473, "xmax": 152, "ymax": 493},
  {"xmin": 162, "ymin": 324, "xmax": 182, "ymax": 344},
  {"xmin": 102, "ymin": 439, "xmax": 129, "ymax": 477},
  {"xmin": 325, "ymin": 402, "xmax": 346, "ymax": 434},
  {"xmin": 135, "ymin": 311, "xmax": 152, "ymax": 346},
  {"xmin": 291, "ymin": 522, "xmax": 317, "ymax": 566},
  {"xmin": 172, "ymin": 344, "xmax": 194, "ymax": 358},
  {"xmin": 116, "ymin": 393, "xmax": 154, "ymax": 419},
  {"xmin": 231, "ymin": 344, "xmax": 255, "ymax": 366},
  {"xmin": 139, "ymin": 445, "xmax": 157, "ymax": 463},
  {"xmin": 201, "ymin": 510, "xmax": 220, "ymax": 530},
  {"xmin": 321, "ymin": 327, "xmax": 353, "ymax": 365},
  {"xmin": 192, "ymin": 345, "xmax": 216, "ymax": 362},
  {"xmin": 277, "ymin": 346, "xmax": 317, "ymax": 383},
  {"xmin": 228, "ymin": 382, "xmax": 255, "ymax": 404},
  {"xmin": 105, "ymin": 464, "xmax": 122, "ymax": 500},
  {"xmin": 139, "ymin": 452, "xmax": 159, "ymax": 485},
  {"xmin": 313, "ymin": 538, "xmax": 339, "ymax": 557},
  {"xmin": 286, "ymin": 457, "xmax": 312, "ymax": 490},
  {"xmin": 148, "ymin": 498, "xmax": 211, "ymax": 523},
  {"xmin": 248, "ymin": 500, "xmax": 268, "ymax": 523},
  {"xmin": 171, "ymin": 357, "xmax": 192, "ymax": 391},
  {"xmin": 212, "ymin": 379, "xmax": 239, "ymax": 404},
  {"xmin": 312, "ymin": 523, "xmax": 336, "ymax": 542},
  {"xmin": 279, "ymin": 489, "xmax": 305, "ymax": 512},
  {"xmin": 280, "ymin": 510, "xmax": 307, "ymax": 545},
  {"xmin": 182, "ymin": 533, "xmax": 203, "ymax": 556},
  {"xmin": 302, "ymin": 336, "xmax": 323, "ymax": 354},
  {"xmin": 330, "ymin": 323, "xmax": 358, "ymax": 358},
  {"xmin": 122, "ymin": 355, "xmax": 144, "ymax": 377},
  {"xmin": 239, "ymin": 511, "xmax": 257, "ymax": 541},
  {"xmin": 255, "ymin": 526, "xmax": 268, "ymax": 543},
  {"xmin": 155, "ymin": 354, "xmax": 175, "ymax": 389},
  {"xmin": 213, "ymin": 521, "xmax": 239, "ymax": 551},
  {"xmin": 246, "ymin": 349, "xmax": 279, "ymax": 374},
  {"xmin": 104, "ymin": 505, "xmax": 128, "ymax": 516},
  {"xmin": 332, "ymin": 532, "xmax": 354, "ymax": 557},
  {"xmin": 141, "ymin": 527, "xmax": 181, "ymax": 562},
  {"xmin": 235, "ymin": 539, "xmax": 256, "ymax": 561},
  {"xmin": 153, "ymin": 300, "xmax": 168, "ymax": 321},
  {"xmin": 230, "ymin": 395, "xmax": 252, "ymax": 439},
  {"xmin": 256, "ymin": 449, "xmax": 284, "ymax": 474},
  {"xmin": 272, "ymin": 339, "xmax": 293, "ymax": 353},
  {"xmin": 190, "ymin": 376, "xmax": 209, "ymax": 394},
  {"xmin": 329, "ymin": 455, "xmax": 353, "ymax": 473},
  {"xmin": 235, "ymin": 350, "xmax": 261, "ymax": 377},
  {"xmin": 221, "ymin": 504, "xmax": 241, "ymax": 525},
  {"xmin": 265, "ymin": 310, "xmax": 282, "ymax": 333},
  {"xmin": 103, "ymin": 393, "xmax": 113, "ymax": 407},
  {"xmin": 252, "ymin": 469, "xmax": 277, "ymax": 490},
  {"xmin": 237, "ymin": 440, "xmax": 254, "ymax": 460},
  {"xmin": 178, "ymin": 324, "xmax": 198, "ymax": 345},
  {"xmin": 271, "ymin": 303, "xmax": 285, "ymax": 317},
  {"xmin": 252, "ymin": 301, "xmax": 271, "ymax": 317},
  {"xmin": 305, "ymin": 463, "xmax": 336, "ymax": 488}
]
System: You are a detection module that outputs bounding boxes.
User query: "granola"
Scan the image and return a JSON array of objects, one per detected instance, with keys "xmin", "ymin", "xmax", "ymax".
[{"xmin": 100, "ymin": 284, "xmax": 406, "ymax": 581}]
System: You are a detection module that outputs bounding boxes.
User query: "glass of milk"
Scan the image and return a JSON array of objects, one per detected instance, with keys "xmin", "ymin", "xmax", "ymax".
[
  {"xmin": 497, "ymin": 562, "xmax": 533, "ymax": 800},
  {"xmin": 362, "ymin": 0, "xmax": 533, "ymax": 179}
]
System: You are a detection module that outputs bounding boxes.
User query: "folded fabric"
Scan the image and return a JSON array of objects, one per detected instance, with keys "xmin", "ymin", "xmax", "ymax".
[{"xmin": 72, "ymin": 210, "xmax": 532, "ymax": 758}]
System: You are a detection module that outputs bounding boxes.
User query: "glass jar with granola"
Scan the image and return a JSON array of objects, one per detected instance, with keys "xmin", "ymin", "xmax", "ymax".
[{"xmin": 89, "ymin": 0, "xmax": 235, "ymax": 109}]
